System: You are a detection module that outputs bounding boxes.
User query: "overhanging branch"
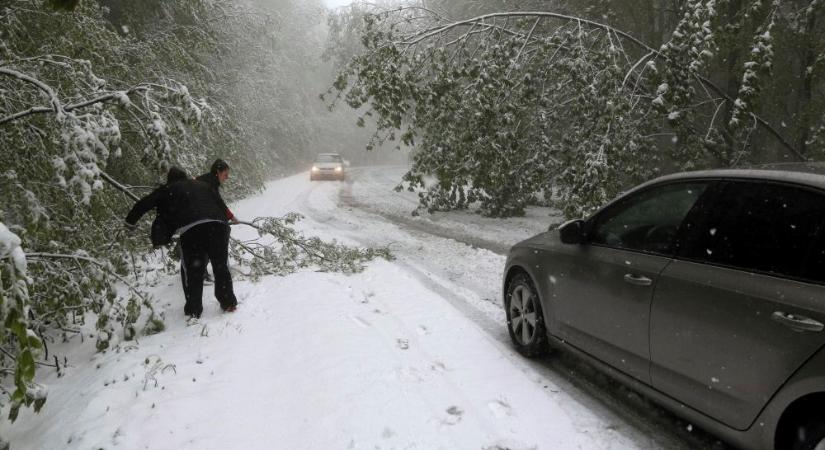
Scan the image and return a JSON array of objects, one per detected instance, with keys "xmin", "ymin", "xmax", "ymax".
[
  {"xmin": 0, "ymin": 85, "xmax": 149, "ymax": 126},
  {"xmin": 387, "ymin": 10, "xmax": 805, "ymax": 160}
]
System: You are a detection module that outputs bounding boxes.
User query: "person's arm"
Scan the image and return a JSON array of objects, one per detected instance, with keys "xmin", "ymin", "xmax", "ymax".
[
  {"xmin": 210, "ymin": 179, "xmax": 237, "ymax": 223},
  {"xmin": 125, "ymin": 189, "xmax": 161, "ymax": 226},
  {"xmin": 225, "ymin": 207, "xmax": 237, "ymax": 223}
]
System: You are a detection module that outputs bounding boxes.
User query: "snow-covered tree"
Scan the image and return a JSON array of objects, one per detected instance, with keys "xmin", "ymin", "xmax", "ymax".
[
  {"xmin": 328, "ymin": 0, "xmax": 823, "ymax": 218},
  {"xmin": 0, "ymin": 0, "xmax": 360, "ymax": 419}
]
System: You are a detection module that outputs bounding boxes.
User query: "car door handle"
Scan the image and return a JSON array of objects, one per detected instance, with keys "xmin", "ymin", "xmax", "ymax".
[
  {"xmin": 623, "ymin": 274, "xmax": 652, "ymax": 286},
  {"xmin": 771, "ymin": 311, "xmax": 824, "ymax": 332}
]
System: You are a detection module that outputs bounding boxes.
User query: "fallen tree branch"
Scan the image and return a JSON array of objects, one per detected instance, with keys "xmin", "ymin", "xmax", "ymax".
[
  {"xmin": 99, "ymin": 171, "xmax": 140, "ymax": 202},
  {"xmin": 0, "ymin": 84, "xmax": 149, "ymax": 126},
  {"xmin": 228, "ymin": 215, "xmax": 393, "ymax": 278},
  {"xmin": 0, "ymin": 67, "xmax": 63, "ymax": 119}
]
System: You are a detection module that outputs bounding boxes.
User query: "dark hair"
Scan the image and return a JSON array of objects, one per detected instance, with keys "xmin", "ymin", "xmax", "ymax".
[
  {"xmin": 166, "ymin": 166, "xmax": 188, "ymax": 184},
  {"xmin": 210, "ymin": 159, "xmax": 230, "ymax": 175}
]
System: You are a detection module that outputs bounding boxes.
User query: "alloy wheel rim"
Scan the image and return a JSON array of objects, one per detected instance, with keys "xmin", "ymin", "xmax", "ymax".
[{"xmin": 510, "ymin": 285, "xmax": 538, "ymax": 345}]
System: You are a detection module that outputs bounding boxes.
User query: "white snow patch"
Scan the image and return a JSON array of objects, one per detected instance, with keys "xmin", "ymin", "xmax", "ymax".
[{"xmin": 0, "ymin": 222, "xmax": 27, "ymax": 274}]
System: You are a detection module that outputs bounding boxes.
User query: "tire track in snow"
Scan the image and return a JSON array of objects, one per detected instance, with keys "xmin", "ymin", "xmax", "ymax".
[{"xmin": 338, "ymin": 169, "xmax": 512, "ymax": 255}]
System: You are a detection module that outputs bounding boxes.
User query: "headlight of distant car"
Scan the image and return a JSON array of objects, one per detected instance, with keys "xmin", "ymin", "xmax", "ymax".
[
  {"xmin": 334, "ymin": 166, "xmax": 342, "ymax": 172},
  {"xmin": 311, "ymin": 166, "xmax": 319, "ymax": 171}
]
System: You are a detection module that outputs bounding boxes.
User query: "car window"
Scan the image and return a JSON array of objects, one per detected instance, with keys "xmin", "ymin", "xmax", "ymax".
[
  {"xmin": 804, "ymin": 232, "xmax": 825, "ymax": 283},
  {"xmin": 679, "ymin": 181, "xmax": 825, "ymax": 281},
  {"xmin": 316, "ymin": 154, "xmax": 342, "ymax": 163},
  {"xmin": 589, "ymin": 182, "xmax": 709, "ymax": 254}
]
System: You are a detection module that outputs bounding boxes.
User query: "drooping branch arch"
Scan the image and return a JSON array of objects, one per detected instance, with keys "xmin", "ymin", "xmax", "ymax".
[{"xmin": 380, "ymin": 9, "xmax": 803, "ymax": 160}]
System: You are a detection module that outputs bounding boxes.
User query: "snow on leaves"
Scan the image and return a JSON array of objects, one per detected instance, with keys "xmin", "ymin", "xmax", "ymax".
[
  {"xmin": 0, "ymin": 222, "xmax": 45, "ymax": 422},
  {"xmin": 330, "ymin": 2, "xmax": 819, "ymax": 219},
  {"xmin": 231, "ymin": 214, "xmax": 394, "ymax": 280},
  {"xmin": 729, "ymin": 7, "xmax": 776, "ymax": 131},
  {"xmin": 331, "ymin": 8, "xmax": 661, "ymax": 217}
]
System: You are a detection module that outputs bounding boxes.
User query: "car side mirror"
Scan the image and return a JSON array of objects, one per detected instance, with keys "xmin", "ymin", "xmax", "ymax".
[{"xmin": 558, "ymin": 219, "xmax": 585, "ymax": 244}]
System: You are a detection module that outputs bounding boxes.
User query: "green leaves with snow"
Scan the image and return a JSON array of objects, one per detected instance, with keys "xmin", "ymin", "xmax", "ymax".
[
  {"xmin": 0, "ymin": 222, "xmax": 46, "ymax": 422},
  {"xmin": 329, "ymin": 2, "xmax": 824, "ymax": 219},
  {"xmin": 231, "ymin": 214, "xmax": 394, "ymax": 280}
]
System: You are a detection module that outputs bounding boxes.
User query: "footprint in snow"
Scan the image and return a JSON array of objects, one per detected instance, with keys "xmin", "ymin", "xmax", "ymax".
[
  {"xmin": 396, "ymin": 338, "xmax": 409, "ymax": 350},
  {"xmin": 349, "ymin": 315, "xmax": 371, "ymax": 329},
  {"xmin": 483, "ymin": 443, "xmax": 538, "ymax": 450},
  {"xmin": 395, "ymin": 366, "xmax": 423, "ymax": 383},
  {"xmin": 416, "ymin": 325, "xmax": 429, "ymax": 336},
  {"xmin": 430, "ymin": 361, "xmax": 447, "ymax": 372},
  {"xmin": 487, "ymin": 399, "xmax": 512, "ymax": 419},
  {"xmin": 442, "ymin": 406, "xmax": 464, "ymax": 425}
]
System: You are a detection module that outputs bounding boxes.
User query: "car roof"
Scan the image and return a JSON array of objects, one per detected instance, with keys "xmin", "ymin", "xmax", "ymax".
[{"xmin": 643, "ymin": 162, "xmax": 825, "ymax": 191}]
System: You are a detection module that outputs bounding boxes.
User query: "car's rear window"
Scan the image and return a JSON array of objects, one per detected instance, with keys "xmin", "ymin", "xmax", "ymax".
[
  {"xmin": 316, "ymin": 154, "xmax": 342, "ymax": 163},
  {"xmin": 680, "ymin": 181, "xmax": 825, "ymax": 281}
]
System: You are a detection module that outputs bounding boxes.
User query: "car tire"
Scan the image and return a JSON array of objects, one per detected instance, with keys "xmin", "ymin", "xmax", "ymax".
[
  {"xmin": 505, "ymin": 272, "xmax": 548, "ymax": 358},
  {"xmin": 789, "ymin": 416, "xmax": 825, "ymax": 450}
]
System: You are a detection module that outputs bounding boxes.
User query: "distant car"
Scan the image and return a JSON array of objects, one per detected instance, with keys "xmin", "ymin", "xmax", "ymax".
[
  {"xmin": 503, "ymin": 163, "xmax": 825, "ymax": 450},
  {"xmin": 310, "ymin": 153, "xmax": 345, "ymax": 181}
]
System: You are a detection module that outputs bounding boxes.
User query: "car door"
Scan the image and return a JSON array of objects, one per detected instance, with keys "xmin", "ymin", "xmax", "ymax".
[
  {"xmin": 550, "ymin": 181, "xmax": 710, "ymax": 383},
  {"xmin": 650, "ymin": 181, "xmax": 825, "ymax": 430}
]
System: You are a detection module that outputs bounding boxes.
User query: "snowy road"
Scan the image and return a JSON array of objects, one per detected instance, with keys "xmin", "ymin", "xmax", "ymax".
[
  {"xmin": 2, "ymin": 167, "xmax": 728, "ymax": 450},
  {"xmin": 288, "ymin": 166, "xmax": 729, "ymax": 450}
]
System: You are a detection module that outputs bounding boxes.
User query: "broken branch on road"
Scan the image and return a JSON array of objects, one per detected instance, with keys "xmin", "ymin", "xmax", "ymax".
[{"xmin": 230, "ymin": 214, "xmax": 394, "ymax": 280}]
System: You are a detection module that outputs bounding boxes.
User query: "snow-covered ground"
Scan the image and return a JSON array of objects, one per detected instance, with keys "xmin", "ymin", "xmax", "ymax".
[{"xmin": 0, "ymin": 167, "xmax": 726, "ymax": 450}]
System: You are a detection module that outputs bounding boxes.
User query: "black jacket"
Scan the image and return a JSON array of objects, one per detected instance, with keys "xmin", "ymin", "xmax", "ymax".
[
  {"xmin": 196, "ymin": 172, "xmax": 235, "ymax": 221},
  {"xmin": 126, "ymin": 179, "xmax": 228, "ymax": 245}
]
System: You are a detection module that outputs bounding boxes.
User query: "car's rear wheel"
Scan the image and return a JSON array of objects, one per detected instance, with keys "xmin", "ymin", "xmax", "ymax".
[
  {"xmin": 789, "ymin": 416, "xmax": 825, "ymax": 450},
  {"xmin": 505, "ymin": 272, "xmax": 548, "ymax": 357}
]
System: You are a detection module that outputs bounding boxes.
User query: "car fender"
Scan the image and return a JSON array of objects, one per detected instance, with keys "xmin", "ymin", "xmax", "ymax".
[
  {"xmin": 503, "ymin": 239, "xmax": 559, "ymax": 334},
  {"xmin": 750, "ymin": 342, "xmax": 825, "ymax": 445}
]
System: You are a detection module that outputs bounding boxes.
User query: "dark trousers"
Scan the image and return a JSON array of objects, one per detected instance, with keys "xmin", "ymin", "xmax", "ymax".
[{"xmin": 180, "ymin": 221, "xmax": 237, "ymax": 317}]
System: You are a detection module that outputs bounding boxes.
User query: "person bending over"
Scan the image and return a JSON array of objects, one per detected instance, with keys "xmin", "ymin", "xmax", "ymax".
[{"xmin": 125, "ymin": 168, "xmax": 239, "ymax": 319}]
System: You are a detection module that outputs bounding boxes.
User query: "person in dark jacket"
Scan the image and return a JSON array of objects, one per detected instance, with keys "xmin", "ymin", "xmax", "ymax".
[
  {"xmin": 197, "ymin": 159, "xmax": 237, "ymax": 224},
  {"xmin": 196, "ymin": 159, "xmax": 237, "ymax": 284},
  {"xmin": 147, "ymin": 167, "xmax": 188, "ymax": 247},
  {"xmin": 125, "ymin": 167, "xmax": 239, "ymax": 319}
]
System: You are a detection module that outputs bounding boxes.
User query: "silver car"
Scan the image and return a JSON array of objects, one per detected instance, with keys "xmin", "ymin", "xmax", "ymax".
[
  {"xmin": 503, "ymin": 163, "xmax": 825, "ymax": 450},
  {"xmin": 310, "ymin": 153, "xmax": 346, "ymax": 181}
]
